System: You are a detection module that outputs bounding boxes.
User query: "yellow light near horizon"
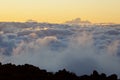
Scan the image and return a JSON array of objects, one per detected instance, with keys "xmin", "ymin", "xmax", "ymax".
[{"xmin": 0, "ymin": 0, "xmax": 120, "ymax": 23}]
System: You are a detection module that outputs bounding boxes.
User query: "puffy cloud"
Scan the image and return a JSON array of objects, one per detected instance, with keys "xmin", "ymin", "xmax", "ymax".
[
  {"xmin": 29, "ymin": 33, "xmax": 38, "ymax": 38},
  {"xmin": 107, "ymin": 40, "xmax": 120, "ymax": 56},
  {"xmin": 13, "ymin": 41, "xmax": 25, "ymax": 55},
  {"xmin": 36, "ymin": 36, "xmax": 58, "ymax": 45}
]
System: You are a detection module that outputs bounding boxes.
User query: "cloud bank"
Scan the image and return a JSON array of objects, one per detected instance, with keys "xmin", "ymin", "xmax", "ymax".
[{"xmin": 0, "ymin": 22, "xmax": 120, "ymax": 76}]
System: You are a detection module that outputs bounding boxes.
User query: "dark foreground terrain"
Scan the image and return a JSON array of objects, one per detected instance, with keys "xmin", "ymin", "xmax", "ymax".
[{"xmin": 0, "ymin": 63, "xmax": 119, "ymax": 80}]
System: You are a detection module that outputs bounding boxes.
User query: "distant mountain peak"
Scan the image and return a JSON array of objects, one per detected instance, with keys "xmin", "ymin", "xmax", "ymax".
[{"xmin": 65, "ymin": 18, "xmax": 91, "ymax": 25}]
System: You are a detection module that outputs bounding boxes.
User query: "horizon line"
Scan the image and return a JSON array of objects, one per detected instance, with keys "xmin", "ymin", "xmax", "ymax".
[{"xmin": 0, "ymin": 19, "xmax": 120, "ymax": 25}]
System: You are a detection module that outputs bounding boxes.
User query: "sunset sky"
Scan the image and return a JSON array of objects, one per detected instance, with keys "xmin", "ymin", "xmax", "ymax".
[{"xmin": 0, "ymin": 0, "xmax": 120, "ymax": 23}]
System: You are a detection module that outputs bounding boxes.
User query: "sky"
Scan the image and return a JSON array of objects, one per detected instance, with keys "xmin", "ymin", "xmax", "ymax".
[{"xmin": 0, "ymin": 0, "xmax": 120, "ymax": 23}]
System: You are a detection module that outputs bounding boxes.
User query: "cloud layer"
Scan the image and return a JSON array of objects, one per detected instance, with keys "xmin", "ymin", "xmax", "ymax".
[{"xmin": 0, "ymin": 22, "xmax": 120, "ymax": 76}]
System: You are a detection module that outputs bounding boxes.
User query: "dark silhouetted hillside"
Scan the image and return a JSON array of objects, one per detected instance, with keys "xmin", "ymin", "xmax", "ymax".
[{"xmin": 0, "ymin": 63, "xmax": 119, "ymax": 80}]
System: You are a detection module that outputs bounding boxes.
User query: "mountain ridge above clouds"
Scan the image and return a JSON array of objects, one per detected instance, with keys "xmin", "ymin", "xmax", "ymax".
[
  {"xmin": 65, "ymin": 18, "xmax": 120, "ymax": 27},
  {"xmin": 65, "ymin": 18, "xmax": 91, "ymax": 26}
]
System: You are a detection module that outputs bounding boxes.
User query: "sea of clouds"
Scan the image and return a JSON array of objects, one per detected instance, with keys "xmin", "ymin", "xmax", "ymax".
[{"xmin": 0, "ymin": 21, "xmax": 120, "ymax": 76}]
